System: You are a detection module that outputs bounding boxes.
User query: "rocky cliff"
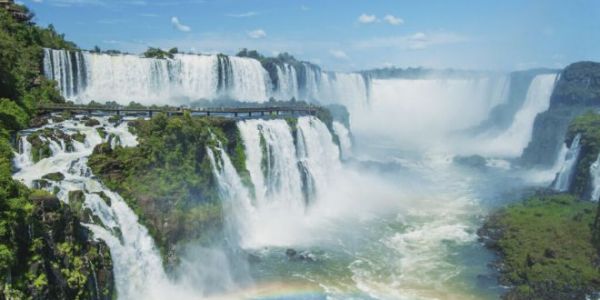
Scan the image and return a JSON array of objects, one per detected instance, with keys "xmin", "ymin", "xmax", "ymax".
[{"xmin": 522, "ymin": 62, "xmax": 600, "ymax": 167}]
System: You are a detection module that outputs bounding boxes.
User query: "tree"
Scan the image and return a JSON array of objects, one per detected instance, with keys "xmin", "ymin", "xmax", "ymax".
[{"xmin": 236, "ymin": 48, "xmax": 263, "ymax": 60}]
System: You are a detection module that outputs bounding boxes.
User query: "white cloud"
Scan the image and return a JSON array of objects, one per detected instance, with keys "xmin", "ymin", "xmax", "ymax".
[
  {"xmin": 247, "ymin": 29, "xmax": 267, "ymax": 39},
  {"xmin": 226, "ymin": 11, "xmax": 258, "ymax": 18},
  {"xmin": 383, "ymin": 15, "xmax": 403, "ymax": 25},
  {"xmin": 354, "ymin": 31, "xmax": 467, "ymax": 50},
  {"xmin": 330, "ymin": 50, "xmax": 349, "ymax": 60},
  {"xmin": 300, "ymin": 5, "xmax": 309, "ymax": 11},
  {"xmin": 171, "ymin": 17, "xmax": 191, "ymax": 32},
  {"xmin": 358, "ymin": 14, "xmax": 377, "ymax": 24}
]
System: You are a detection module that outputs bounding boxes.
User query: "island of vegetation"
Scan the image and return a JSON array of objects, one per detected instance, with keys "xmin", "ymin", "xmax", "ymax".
[{"xmin": 481, "ymin": 109, "xmax": 600, "ymax": 299}]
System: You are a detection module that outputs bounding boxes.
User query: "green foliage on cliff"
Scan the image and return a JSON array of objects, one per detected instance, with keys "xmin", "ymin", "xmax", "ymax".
[
  {"xmin": 0, "ymin": 170, "xmax": 114, "ymax": 299},
  {"xmin": 88, "ymin": 113, "xmax": 248, "ymax": 261},
  {"xmin": 551, "ymin": 61, "xmax": 600, "ymax": 107},
  {"xmin": 565, "ymin": 111, "xmax": 600, "ymax": 197},
  {"xmin": 482, "ymin": 194, "xmax": 600, "ymax": 299},
  {"xmin": 0, "ymin": 7, "xmax": 72, "ymax": 110},
  {"xmin": 0, "ymin": 3, "xmax": 115, "ymax": 298}
]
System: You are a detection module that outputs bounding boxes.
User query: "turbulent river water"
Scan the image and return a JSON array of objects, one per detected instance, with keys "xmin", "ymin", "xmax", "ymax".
[{"xmin": 12, "ymin": 53, "xmax": 570, "ymax": 299}]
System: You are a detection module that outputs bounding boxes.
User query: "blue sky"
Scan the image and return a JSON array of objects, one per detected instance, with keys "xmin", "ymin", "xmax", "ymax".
[{"xmin": 22, "ymin": 0, "xmax": 600, "ymax": 72}]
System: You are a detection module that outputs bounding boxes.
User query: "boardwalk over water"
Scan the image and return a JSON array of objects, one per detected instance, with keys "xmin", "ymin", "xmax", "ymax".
[{"xmin": 37, "ymin": 104, "xmax": 319, "ymax": 118}]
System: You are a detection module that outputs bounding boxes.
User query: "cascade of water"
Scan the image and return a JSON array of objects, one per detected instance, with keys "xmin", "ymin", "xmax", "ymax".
[
  {"xmin": 175, "ymin": 54, "xmax": 219, "ymax": 100},
  {"xmin": 483, "ymin": 73, "xmax": 558, "ymax": 156},
  {"xmin": 332, "ymin": 121, "xmax": 352, "ymax": 159},
  {"xmin": 297, "ymin": 117, "xmax": 342, "ymax": 200},
  {"xmin": 237, "ymin": 119, "xmax": 304, "ymax": 208},
  {"xmin": 552, "ymin": 133, "xmax": 582, "ymax": 192},
  {"xmin": 360, "ymin": 75, "xmax": 511, "ymax": 150},
  {"xmin": 43, "ymin": 49, "xmax": 370, "ymax": 107},
  {"xmin": 589, "ymin": 153, "xmax": 600, "ymax": 201},
  {"xmin": 206, "ymin": 144, "xmax": 255, "ymax": 244},
  {"xmin": 12, "ymin": 118, "xmax": 179, "ymax": 300},
  {"xmin": 209, "ymin": 117, "xmax": 343, "ymax": 248},
  {"xmin": 228, "ymin": 56, "xmax": 271, "ymax": 101},
  {"xmin": 274, "ymin": 63, "xmax": 300, "ymax": 101},
  {"xmin": 14, "ymin": 136, "xmax": 33, "ymax": 169}
]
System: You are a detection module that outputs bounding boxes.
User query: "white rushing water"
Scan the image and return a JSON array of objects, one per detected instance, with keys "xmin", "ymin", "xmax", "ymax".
[
  {"xmin": 43, "ymin": 49, "xmax": 370, "ymax": 106},
  {"xmin": 589, "ymin": 153, "xmax": 600, "ymax": 201},
  {"xmin": 12, "ymin": 117, "xmax": 192, "ymax": 300},
  {"xmin": 209, "ymin": 116, "xmax": 494, "ymax": 299},
  {"xmin": 479, "ymin": 73, "xmax": 558, "ymax": 157},
  {"xmin": 332, "ymin": 121, "xmax": 352, "ymax": 160},
  {"xmin": 213, "ymin": 116, "xmax": 344, "ymax": 248},
  {"xmin": 354, "ymin": 75, "xmax": 510, "ymax": 150},
  {"xmin": 552, "ymin": 133, "xmax": 582, "ymax": 192}
]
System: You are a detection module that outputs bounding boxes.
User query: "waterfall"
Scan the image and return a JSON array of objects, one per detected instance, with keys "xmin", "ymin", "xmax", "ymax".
[
  {"xmin": 14, "ymin": 136, "xmax": 33, "ymax": 169},
  {"xmin": 332, "ymin": 121, "xmax": 352, "ymax": 159},
  {"xmin": 552, "ymin": 133, "xmax": 582, "ymax": 192},
  {"xmin": 43, "ymin": 49, "xmax": 370, "ymax": 106},
  {"xmin": 43, "ymin": 50, "xmax": 270, "ymax": 104},
  {"xmin": 43, "ymin": 48, "xmax": 87, "ymax": 99},
  {"xmin": 206, "ymin": 144, "xmax": 255, "ymax": 244},
  {"xmin": 356, "ymin": 75, "xmax": 511, "ymax": 149},
  {"xmin": 483, "ymin": 73, "xmax": 558, "ymax": 156},
  {"xmin": 274, "ymin": 63, "xmax": 300, "ymax": 101},
  {"xmin": 210, "ymin": 116, "xmax": 342, "ymax": 248},
  {"xmin": 237, "ymin": 119, "xmax": 304, "ymax": 208},
  {"xmin": 589, "ymin": 153, "xmax": 600, "ymax": 201},
  {"xmin": 296, "ymin": 117, "xmax": 342, "ymax": 199},
  {"xmin": 12, "ymin": 118, "xmax": 179, "ymax": 300}
]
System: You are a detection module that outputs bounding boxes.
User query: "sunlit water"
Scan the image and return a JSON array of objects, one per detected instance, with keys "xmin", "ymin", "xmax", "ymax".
[{"xmin": 233, "ymin": 146, "xmax": 544, "ymax": 300}]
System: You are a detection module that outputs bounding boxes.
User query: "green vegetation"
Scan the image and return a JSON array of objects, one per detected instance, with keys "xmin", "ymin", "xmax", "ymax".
[
  {"xmin": 88, "ymin": 113, "xmax": 248, "ymax": 263},
  {"xmin": 566, "ymin": 111, "xmax": 600, "ymax": 196},
  {"xmin": 143, "ymin": 47, "xmax": 178, "ymax": 59},
  {"xmin": 0, "ymin": 182, "xmax": 115, "ymax": 299},
  {"xmin": 481, "ymin": 194, "xmax": 600, "ymax": 299},
  {"xmin": 0, "ymin": 8, "xmax": 71, "ymax": 114}
]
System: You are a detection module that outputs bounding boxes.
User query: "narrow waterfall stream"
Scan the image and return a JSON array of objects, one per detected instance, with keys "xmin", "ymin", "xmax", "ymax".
[{"xmin": 552, "ymin": 133, "xmax": 582, "ymax": 192}]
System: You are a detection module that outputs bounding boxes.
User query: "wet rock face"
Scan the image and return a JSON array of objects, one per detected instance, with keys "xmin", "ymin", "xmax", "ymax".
[
  {"xmin": 84, "ymin": 118, "xmax": 101, "ymax": 127},
  {"xmin": 522, "ymin": 62, "xmax": 600, "ymax": 168},
  {"xmin": 550, "ymin": 61, "xmax": 600, "ymax": 108},
  {"xmin": 8, "ymin": 192, "xmax": 115, "ymax": 299},
  {"xmin": 521, "ymin": 107, "xmax": 586, "ymax": 167}
]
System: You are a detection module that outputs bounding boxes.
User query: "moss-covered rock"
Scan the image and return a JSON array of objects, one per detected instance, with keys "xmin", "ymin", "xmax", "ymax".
[
  {"xmin": 42, "ymin": 172, "xmax": 65, "ymax": 182},
  {"xmin": 27, "ymin": 132, "xmax": 53, "ymax": 162},
  {"xmin": 96, "ymin": 127, "xmax": 107, "ymax": 139},
  {"xmin": 108, "ymin": 115, "xmax": 122, "ymax": 124},
  {"xmin": 479, "ymin": 193, "xmax": 600, "ymax": 299},
  {"xmin": 84, "ymin": 119, "xmax": 100, "ymax": 127},
  {"xmin": 71, "ymin": 131, "xmax": 86, "ymax": 143}
]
